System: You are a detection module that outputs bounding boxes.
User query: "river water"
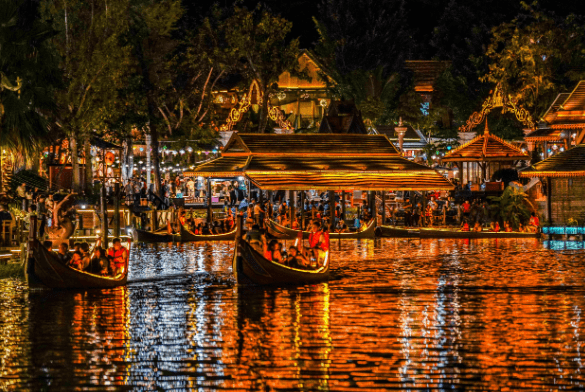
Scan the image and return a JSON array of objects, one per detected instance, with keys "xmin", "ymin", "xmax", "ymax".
[{"xmin": 1, "ymin": 238, "xmax": 585, "ymax": 391}]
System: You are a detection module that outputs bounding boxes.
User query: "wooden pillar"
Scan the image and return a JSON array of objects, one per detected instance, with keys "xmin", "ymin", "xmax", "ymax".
[
  {"xmin": 381, "ymin": 190, "xmax": 386, "ymax": 226},
  {"xmin": 329, "ymin": 190, "xmax": 335, "ymax": 230},
  {"xmin": 458, "ymin": 162, "xmax": 464, "ymax": 184},
  {"xmin": 300, "ymin": 190, "xmax": 305, "ymax": 230},
  {"xmin": 113, "ymin": 182, "xmax": 120, "ymax": 238},
  {"xmin": 100, "ymin": 185, "xmax": 108, "ymax": 249},
  {"xmin": 341, "ymin": 191, "xmax": 346, "ymax": 221},
  {"xmin": 422, "ymin": 191, "xmax": 427, "ymax": 226},
  {"xmin": 290, "ymin": 191, "xmax": 296, "ymax": 228},
  {"xmin": 207, "ymin": 178, "xmax": 212, "ymax": 223},
  {"xmin": 547, "ymin": 177, "xmax": 552, "ymax": 224}
]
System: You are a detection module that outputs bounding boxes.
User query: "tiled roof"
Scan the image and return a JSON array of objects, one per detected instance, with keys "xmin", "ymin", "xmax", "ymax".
[
  {"xmin": 543, "ymin": 82, "xmax": 585, "ymax": 127},
  {"xmin": 404, "ymin": 61, "xmax": 450, "ymax": 92},
  {"xmin": 224, "ymin": 133, "xmax": 399, "ymax": 156},
  {"xmin": 376, "ymin": 124, "xmax": 425, "ymax": 141},
  {"xmin": 524, "ymin": 128, "xmax": 563, "ymax": 142},
  {"xmin": 520, "ymin": 144, "xmax": 585, "ymax": 177},
  {"xmin": 443, "ymin": 123, "xmax": 529, "ymax": 162}
]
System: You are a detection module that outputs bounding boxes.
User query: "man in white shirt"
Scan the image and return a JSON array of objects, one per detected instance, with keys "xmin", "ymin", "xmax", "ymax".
[{"xmin": 186, "ymin": 178, "xmax": 195, "ymax": 199}]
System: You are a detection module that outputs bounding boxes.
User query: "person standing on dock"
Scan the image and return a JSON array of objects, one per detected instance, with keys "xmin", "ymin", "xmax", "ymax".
[{"xmin": 403, "ymin": 198, "xmax": 413, "ymax": 227}]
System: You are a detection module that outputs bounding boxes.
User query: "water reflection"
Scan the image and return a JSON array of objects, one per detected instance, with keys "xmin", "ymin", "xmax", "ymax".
[{"xmin": 1, "ymin": 239, "xmax": 585, "ymax": 390}]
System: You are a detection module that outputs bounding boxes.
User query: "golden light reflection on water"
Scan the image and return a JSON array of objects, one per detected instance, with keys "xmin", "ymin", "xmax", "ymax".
[{"xmin": 1, "ymin": 238, "xmax": 585, "ymax": 390}]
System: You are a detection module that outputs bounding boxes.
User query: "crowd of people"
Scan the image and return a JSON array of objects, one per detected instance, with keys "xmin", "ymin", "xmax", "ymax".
[
  {"xmin": 42, "ymin": 237, "xmax": 129, "ymax": 276},
  {"xmin": 245, "ymin": 218, "xmax": 330, "ymax": 270}
]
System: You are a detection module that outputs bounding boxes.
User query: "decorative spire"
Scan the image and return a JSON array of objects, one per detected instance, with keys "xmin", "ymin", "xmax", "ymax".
[{"xmin": 484, "ymin": 118, "xmax": 489, "ymax": 135}]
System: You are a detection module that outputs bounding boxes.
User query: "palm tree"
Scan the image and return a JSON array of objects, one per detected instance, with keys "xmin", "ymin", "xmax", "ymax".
[{"xmin": 0, "ymin": 0, "xmax": 60, "ymax": 155}]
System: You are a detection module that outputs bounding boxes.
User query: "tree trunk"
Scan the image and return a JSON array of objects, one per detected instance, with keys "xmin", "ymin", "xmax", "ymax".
[
  {"xmin": 258, "ymin": 88, "xmax": 270, "ymax": 133},
  {"xmin": 70, "ymin": 133, "xmax": 80, "ymax": 192},
  {"xmin": 84, "ymin": 135, "xmax": 92, "ymax": 194}
]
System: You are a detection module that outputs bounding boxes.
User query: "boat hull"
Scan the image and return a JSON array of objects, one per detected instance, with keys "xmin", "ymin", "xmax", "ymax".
[
  {"xmin": 180, "ymin": 225, "xmax": 237, "ymax": 242},
  {"xmin": 132, "ymin": 228, "xmax": 176, "ymax": 243},
  {"xmin": 232, "ymin": 239, "xmax": 330, "ymax": 285},
  {"xmin": 266, "ymin": 219, "xmax": 376, "ymax": 240},
  {"xmin": 376, "ymin": 225, "xmax": 420, "ymax": 238},
  {"xmin": 27, "ymin": 240, "xmax": 128, "ymax": 289},
  {"xmin": 418, "ymin": 228, "xmax": 540, "ymax": 239}
]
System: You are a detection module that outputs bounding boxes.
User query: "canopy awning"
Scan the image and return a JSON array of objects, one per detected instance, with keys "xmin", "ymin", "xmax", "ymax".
[
  {"xmin": 184, "ymin": 133, "xmax": 454, "ymax": 190},
  {"xmin": 520, "ymin": 144, "xmax": 585, "ymax": 178}
]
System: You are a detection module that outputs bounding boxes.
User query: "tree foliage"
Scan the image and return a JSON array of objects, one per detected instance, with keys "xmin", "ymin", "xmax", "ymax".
[
  {"xmin": 224, "ymin": 6, "xmax": 301, "ymax": 133},
  {"xmin": 482, "ymin": 4, "xmax": 585, "ymax": 118},
  {"xmin": 0, "ymin": 0, "xmax": 60, "ymax": 155}
]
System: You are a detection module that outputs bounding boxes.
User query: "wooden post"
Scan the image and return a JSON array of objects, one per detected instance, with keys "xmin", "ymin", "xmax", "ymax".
[
  {"xmin": 113, "ymin": 182, "xmax": 120, "ymax": 238},
  {"xmin": 300, "ymin": 190, "xmax": 305, "ymax": 230},
  {"xmin": 329, "ymin": 190, "xmax": 335, "ymax": 230},
  {"xmin": 341, "ymin": 191, "xmax": 346, "ymax": 221},
  {"xmin": 290, "ymin": 191, "xmax": 295, "ymax": 228},
  {"xmin": 422, "ymin": 191, "xmax": 427, "ymax": 227},
  {"xmin": 100, "ymin": 185, "xmax": 108, "ymax": 249},
  {"xmin": 547, "ymin": 177, "xmax": 552, "ymax": 224},
  {"xmin": 381, "ymin": 190, "xmax": 386, "ymax": 226},
  {"xmin": 207, "ymin": 178, "xmax": 212, "ymax": 223}
]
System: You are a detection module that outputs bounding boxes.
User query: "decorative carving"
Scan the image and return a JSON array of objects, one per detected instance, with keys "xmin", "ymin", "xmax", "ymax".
[
  {"xmin": 220, "ymin": 80, "xmax": 293, "ymax": 132},
  {"xmin": 459, "ymin": 84, "xmax": 535, "ymax": 132}
]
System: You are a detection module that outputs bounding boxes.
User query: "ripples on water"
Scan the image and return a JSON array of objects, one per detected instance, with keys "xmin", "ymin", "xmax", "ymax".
[{"xmin": 2, "ymin": 238, "xmax": 585, "ymax": 390}]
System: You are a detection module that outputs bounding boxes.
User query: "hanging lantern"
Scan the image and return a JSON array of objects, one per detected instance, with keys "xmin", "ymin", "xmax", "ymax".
[
  {"xmin": 186, "ymin": 146, "xmax": 193, "ymax": 153},
  {"xmin": 179, "ymin": 149, "xmax": 185, "ymax": 155}
]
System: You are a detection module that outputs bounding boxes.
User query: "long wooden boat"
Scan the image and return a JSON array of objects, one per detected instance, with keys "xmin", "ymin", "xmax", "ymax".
[
  {"xmin": 132, "ymin": 228, "xmax": 177, "ymax": 243},
  {"xmin": 376, "ymin": 225, "xmax": 420, "ymax": 238},
  {"xmin": 265, "ymin": 218, "xmax": 376, "ymax": 240},
  {"xmin": 27, "ymin": 240, "xmax": 129, "ymax": 289},
  {"xmin": 232, "ymin": 238, "xmax": 330, "ymax": 285},
  {"xmin": 418, "ymin": 228, "xmax": 540, "ymax": 239},
  {"xmin": 180, "ymin": 225, "xmax": 237, "ymax": 242}
]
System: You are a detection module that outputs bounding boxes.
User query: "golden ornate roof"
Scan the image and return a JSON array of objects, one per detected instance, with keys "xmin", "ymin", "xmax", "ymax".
[{"xmin": 443, "ymin": 121, "xmax": 529, "ymax": 162}]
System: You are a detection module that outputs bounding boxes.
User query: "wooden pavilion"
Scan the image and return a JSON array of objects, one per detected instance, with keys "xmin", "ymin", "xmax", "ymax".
[
  {"xmin": 188, "ymin": 133, "xmax": 453, "ymax": 225},
  {"xmin": 520, "ymin": 144, "xmax": 585, "ymax": 225},
  {"xmin": 443, "ymin": 120, "xmax": 530, "ymax": 187}
]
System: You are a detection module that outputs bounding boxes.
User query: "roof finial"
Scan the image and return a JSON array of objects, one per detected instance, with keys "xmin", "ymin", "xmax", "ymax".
[
  {"xmin": 398, "ymin": 117, "xmax": 403, "ymax": 127},
  {"xmin": 484, "ymin": 118, "xmax": 489, "ymax": 135}
]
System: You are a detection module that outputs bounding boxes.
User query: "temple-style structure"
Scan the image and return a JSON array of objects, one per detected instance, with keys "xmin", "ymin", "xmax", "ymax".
[
  {"xmin": 443, "ymin": 120, "xmax": 530, "ymax": 186},
  {"xmin": 525, "ymin": 82, "xmax": 585, "ymax": 158},
  {"xmin": 376, "ymin": 123, "xmax": 427, "ymax": 159},
  {"xmin": 317, "ymin": 101, "xmax": 368, "ymax": 134},
  {"xmin": 520, "ymin": 144, "xmax": 585, "ymax": 225}
]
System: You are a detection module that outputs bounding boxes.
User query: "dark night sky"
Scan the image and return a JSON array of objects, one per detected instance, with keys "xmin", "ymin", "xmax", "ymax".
[{"xmin": 184, "ymin": 0, "xmax": 585, "ymax": 51}]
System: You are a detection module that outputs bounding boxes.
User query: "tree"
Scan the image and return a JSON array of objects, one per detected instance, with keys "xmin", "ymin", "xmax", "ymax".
[
  {"xmin": 224, "ymin": 6, "xmax": 301, "ymax": 133},
  {"xmin": 119, "ymin": 0, "xmax": 183, "ymax": 195},
  {"xmin": 488, "ymin": 186, "xmax": 531, "ymax": 229},
  {"xmin": 41, "ymin": 0, "xmax": 131, "ymax": 192},
  {"xmin": 0, "ymin": 0, "xmax": 60, "ymax": 155},
  {"xmin": 482, "ymin": 5, "xmax": 585, "ymax": 118}
]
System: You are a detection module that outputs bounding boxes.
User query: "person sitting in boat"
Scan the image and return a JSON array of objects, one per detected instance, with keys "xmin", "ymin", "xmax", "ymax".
[
  {"xmin": 286, "ymin": 246, "xmax": 308, "ymax": 269},
  {"xmin": 88, "ymin": 247, "xmax": 110, "ymax": 276},
  {"xmin": 245, "ymin": 224, "xmax": 263, "ymax": 251},
  {"xmin": 460, "ymin": 219, "xmax": 470, "ymax": 232},
  {"xmin": 358, "ymin": 217, "xmax": 367, "ymax": 232},
  {"xmin": 308, "ymin": 221, "xmax": 329, "ymax": 265},
  {"xmin": 425, "ymin": 204, "xmax": 434, "ymax": 227},
  {"xmin": 107, "ymin": 238, "xmax": 129, "ymax": 275},
  {"xmin": 43, "ymin": 240, "xmax": 53, "ymax": 251},
  {"xmin": 504, "ymin": 221, "xmax": 513, "ymax": 232},
  {"xmin": 518, "ymin": 222, "xmax": 526, "ymax": 233},
  {"xmin": 473, "ymin": 222, "xmax": 482, "ymax": 232},
  {"xmin": 68, "ymin": 251, "xmax": 84, "ymax": 270},
  {"xmin": 178, "ymin": 211, "xmax": 187, "ymax": 227},
  {"xmin": 528, "ymin": 212, "xmax": 540, "ymax": 233},
  {"xmin": 291, "ymin": 217, "xmax": 300, "ymax": 230},
  {"xmin": 57, "ymin": 242, "xmax": 71, "ymax": 264},
  {"xmin": 263, "ymin": 239, "xmax": 283, "ymax": 263},
  {"xmin": 80, "ymin": 242, "xmax": 91, "ymax": 270}
]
